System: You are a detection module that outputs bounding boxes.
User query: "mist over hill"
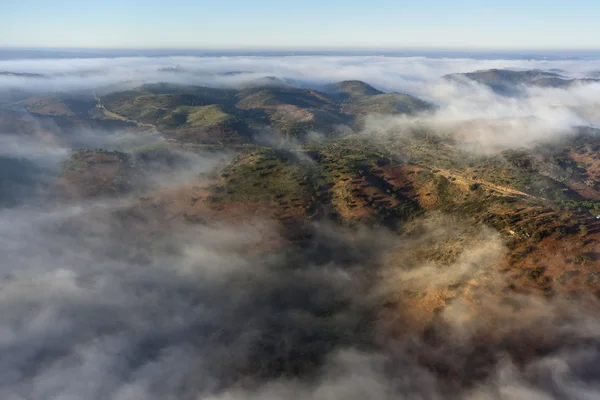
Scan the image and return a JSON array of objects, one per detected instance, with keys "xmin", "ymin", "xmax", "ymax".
[
  {"xmin": 444, "ymin": 68, "xmax": 600, "ymax": 96},
  {"xmin": 3, "ymin": 53, "xmax": 600, "ymax": 399}
]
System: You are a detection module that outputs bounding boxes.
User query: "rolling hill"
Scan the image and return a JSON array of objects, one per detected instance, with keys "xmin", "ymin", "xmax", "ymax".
[{"xmin": 96, "ymin": 80, "xmax": 434, "ymax": 143}]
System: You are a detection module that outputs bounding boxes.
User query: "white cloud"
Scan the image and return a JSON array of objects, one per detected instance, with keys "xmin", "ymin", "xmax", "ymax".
[
  {"xmin": 2, "ymin": 54, "xmax": 599, "ymax": 153},
  {"xmin": 2, "ymin": 54, "xmax": 600, "ymax": 399}
]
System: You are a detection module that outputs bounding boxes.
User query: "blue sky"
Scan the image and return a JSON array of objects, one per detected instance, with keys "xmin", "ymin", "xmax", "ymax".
[{"xmin": 2, "ymin": 0, "xmax": 599, "ymax": 49}]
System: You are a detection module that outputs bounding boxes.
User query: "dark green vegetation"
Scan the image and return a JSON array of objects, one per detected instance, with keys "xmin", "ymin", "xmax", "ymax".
[
  {"xmin": 208, "ymin": 145, "xmax": 422, "ymax": 229},
  {"xmin": 210, "ymin": 149, "xmax": 319, "ymax": 205}
]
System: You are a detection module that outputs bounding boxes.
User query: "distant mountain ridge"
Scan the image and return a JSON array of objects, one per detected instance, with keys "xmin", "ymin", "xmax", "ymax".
[
  {"xmin": 96, "ymin": 79, "xmax": 434, "ymax": 142},
  {"xmin": 444, "ymin": 68, "xmax": 600, "ymax": 95}
]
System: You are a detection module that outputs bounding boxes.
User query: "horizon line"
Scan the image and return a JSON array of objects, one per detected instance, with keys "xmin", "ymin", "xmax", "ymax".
[{"xmin": 3, "ymin": 46, "xmax": 600, "ymax": 53}]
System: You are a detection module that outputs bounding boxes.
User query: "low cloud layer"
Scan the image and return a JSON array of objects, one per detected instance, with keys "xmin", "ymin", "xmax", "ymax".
[
  {"xmin": 361, "ymin": 77, "xmax": 600, "ymax": 152},
  {"xmin": 0, "ymin": 202, "xmax": 381, "ymax": 399},
  {"xmin": 2, "ymin": 53, "xmax": 600, "ymax": 94},
  {"xmin": 2, "ymin": 202, "xmax": 600, "ymax": 399},
  {"xmin": 2, "ymin": 52, "xmax": 600, "ymax": 399},
  {"xmin": 3, "ymin": 54, "xmax": 600, "ymax": 151}
]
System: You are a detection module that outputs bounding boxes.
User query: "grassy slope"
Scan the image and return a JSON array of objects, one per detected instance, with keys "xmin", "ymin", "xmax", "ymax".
[
  {"xmin": 99, "ymin": 81, "xmax": 434, "ymax": 141},
  {"xmin": 342, "ymin": 93, "xmax": 435, "ymax": 118}
]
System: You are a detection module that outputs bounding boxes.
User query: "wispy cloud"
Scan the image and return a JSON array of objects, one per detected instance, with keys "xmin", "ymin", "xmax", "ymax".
[
  {"xmin": 3, "ymin": 55, "xmax": 600, "ymax": 152},
  {"xmin": 2, "ymin": 54, "xmax": 600, "ymax": 399}
]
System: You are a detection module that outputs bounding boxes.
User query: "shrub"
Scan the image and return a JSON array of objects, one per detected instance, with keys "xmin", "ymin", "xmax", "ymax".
[
  {"xmin": 537, "ymin": 276, "xmax": 553, "ymax": 286},
  {"xmin": 573, "ymin": 253, "xmax": 592, "ymax": 265},
  {"xmin": 557, "ymin": 271, "xmax": 579, "ymax": 284},
  {"xmin": 527, "ymin": 267, "xmax": 544, "ymax": 280}
]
